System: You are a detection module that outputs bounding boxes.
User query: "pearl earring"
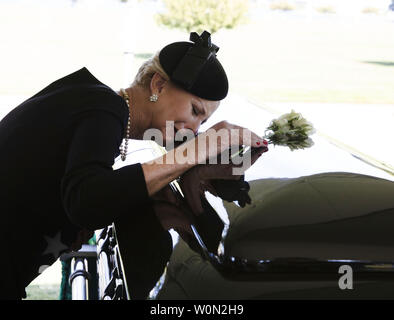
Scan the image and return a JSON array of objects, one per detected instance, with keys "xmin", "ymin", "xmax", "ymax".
[{"xmin": 150, "ymin": 94, "xmax": 158, "ymax": 102}]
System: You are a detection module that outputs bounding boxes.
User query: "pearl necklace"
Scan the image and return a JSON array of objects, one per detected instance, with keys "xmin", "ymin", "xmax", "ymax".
[{"xmin": 119, "ymin": 88, "xmax": 131, "ymax": 161}]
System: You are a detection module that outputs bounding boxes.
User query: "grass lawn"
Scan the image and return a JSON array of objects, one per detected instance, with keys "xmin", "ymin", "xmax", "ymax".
[
  {"xmin": 24, "ymin": 284, "xmax": 60, "ymax": 300},
  {"xmin": 128, "ymin": 14, "xmax": 394, "ymax": 105},
  {"xmin": 1, "ymin": 2, "xmax": 393, "ymax": 105},
  {"xmin": 218, "ymin": 14, "xmax": 394, "ymax": 104}
]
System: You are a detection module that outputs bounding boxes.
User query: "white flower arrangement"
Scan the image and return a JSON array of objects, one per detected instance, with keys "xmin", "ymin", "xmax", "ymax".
[{"xmin": 264, "ymin": 110, "xmax": 316, "ymax": 151}]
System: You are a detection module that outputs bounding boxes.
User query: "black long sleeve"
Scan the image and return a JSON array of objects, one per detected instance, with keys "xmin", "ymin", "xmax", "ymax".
[
  {"xmin": 61, "ymin": 108, "xmax": 150, "ymax": 230},
  {"xmin": 0, "ymin": 67, "xmax": 153, "ymax": 295}
]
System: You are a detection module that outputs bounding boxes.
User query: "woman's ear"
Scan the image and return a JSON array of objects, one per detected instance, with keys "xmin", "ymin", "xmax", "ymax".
[{"xmin": 150, "ymin": 72, "xmax": 167, "ymax": 95}]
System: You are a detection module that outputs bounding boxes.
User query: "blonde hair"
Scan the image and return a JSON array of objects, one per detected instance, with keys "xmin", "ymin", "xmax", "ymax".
[{"xmin": 132, "ymin": 51, "xmax": 170, "ymax": 88}]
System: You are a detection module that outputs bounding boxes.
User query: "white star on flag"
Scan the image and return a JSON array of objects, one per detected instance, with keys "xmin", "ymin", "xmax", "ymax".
[{"xmin": 42, "ymin": 231, "xmax": 68, "ymax": 259}]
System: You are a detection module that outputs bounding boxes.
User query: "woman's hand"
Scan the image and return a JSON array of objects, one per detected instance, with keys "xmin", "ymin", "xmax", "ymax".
[
  {"xmin": 152, "ymin": 184, "xmax": 204, "ymax": 252},
  {"xmin": 152, "ymin": 184, "xmax": 194, "ymax": 234},
  {"xmin": 179, "ymin": 145, "xmax": 268, "ymax": 216},
  {"xmin": 188, "ymin": 120, "xmax": 267, "ymax": 165},
  {"xmin": 142, "ymin": 121, "xmax": 266, "ymax": 197}
]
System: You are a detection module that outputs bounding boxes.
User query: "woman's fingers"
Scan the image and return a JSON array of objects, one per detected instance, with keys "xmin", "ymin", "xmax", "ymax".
[
  {"xmin": 200, "ymin": 146, "xmax": 268, "ymax": 178},
  {"xmin": 186, "ymin": 121, "xmax": 267, "ymax": 165},
  {"xmin": 249, "ymin": 145, "xmax": 269, "ymax": 166},
  {"xmin": 210, "ymin": 121, "xmax": 266, "ymax": 149},
  {"xmin": 230, "ymin": 125, "xmax": 264, "ymax": 148}
]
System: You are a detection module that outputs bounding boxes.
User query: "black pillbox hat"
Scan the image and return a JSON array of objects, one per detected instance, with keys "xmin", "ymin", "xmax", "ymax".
[{"xmin": 159, "ymin": 31, "xmax": 229, "ymax": 101}]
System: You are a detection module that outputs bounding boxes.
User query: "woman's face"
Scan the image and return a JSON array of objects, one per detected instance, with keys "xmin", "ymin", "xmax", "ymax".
[{"xmin": 150, "ymin": 77, "xmax": 220, "ymax": 147}]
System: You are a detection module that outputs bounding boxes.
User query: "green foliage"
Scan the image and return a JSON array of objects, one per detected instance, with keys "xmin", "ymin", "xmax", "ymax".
[
  {"xmin": 269, "ymin": 1, "xmax": 296, "ymax": 11},
  {"xmin": 24, "ymin": 285, "xmax": 60, "ymax": 300},
  {"xmin": 315, "ymin": 6, "xmax": 336, "ymax": 14},
  {"xmin": 156, "ymin": 0, "xmax": 250, "ymax": 34},
  {"xmin": 361, "ymin": 7, "xmax": 380, "ymax": 15}
]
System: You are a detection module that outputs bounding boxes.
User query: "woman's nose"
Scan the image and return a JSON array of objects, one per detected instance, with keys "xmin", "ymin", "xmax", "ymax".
[{"xmin": 186, "ymin": 120, "xmax": 201, "ymax": 136}]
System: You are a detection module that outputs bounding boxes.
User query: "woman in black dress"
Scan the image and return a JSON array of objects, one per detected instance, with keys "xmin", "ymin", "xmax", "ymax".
[{"xmin": 0, "ymin": 31, "xmax": 267, "ymax": 299}]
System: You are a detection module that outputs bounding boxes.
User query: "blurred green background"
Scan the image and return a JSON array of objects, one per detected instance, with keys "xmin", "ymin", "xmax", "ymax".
[{"xmin": 1, "ymin": 0, "xmax": 393, "ymax": 104}]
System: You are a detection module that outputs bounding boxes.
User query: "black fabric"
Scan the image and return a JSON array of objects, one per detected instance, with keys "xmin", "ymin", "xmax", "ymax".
[
  {"xmin": 114, "ymin": 202, "xmax": 173, "ymax": 300},
  {"xmin": 0, "ymin": 67, "xmax": 151, "ymax": 298},
  {"xmin": 159, "ymin": 31, "xmax": 228, "ymax": 101}
]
